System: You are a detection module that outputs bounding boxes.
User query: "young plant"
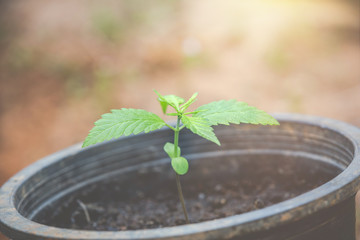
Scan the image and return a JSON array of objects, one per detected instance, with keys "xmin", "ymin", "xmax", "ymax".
[{"xmin": 82, "ymin": 91, "xmax": 279, "ymax": 223}]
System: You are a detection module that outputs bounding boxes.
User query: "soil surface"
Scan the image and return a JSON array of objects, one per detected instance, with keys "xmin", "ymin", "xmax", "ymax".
[{"xmin": 35, "ymin": 155, "xmax": 340, "ymax": 231}]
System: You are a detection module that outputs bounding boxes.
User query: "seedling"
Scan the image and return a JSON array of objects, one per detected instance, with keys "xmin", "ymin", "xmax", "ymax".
[{"xmin": 83, "ymin": 91, "xmax": 279, "ymax": 223}]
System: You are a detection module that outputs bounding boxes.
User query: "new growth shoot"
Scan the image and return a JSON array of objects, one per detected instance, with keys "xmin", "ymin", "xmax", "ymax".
[{"xmin": 82, "ymin": 91, "xmax": 279, "ymax": 223}]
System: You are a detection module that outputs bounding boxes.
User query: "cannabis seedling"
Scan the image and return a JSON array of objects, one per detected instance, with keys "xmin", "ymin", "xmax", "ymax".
[{"xmin": 82, "ymin": 91, "xmax": 279, "ymax": 223}]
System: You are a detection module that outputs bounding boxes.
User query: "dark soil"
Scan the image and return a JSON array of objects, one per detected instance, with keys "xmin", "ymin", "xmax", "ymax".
[{"xmin": 35, "ymin": 155, "xmax": 341, "ymax": 231}]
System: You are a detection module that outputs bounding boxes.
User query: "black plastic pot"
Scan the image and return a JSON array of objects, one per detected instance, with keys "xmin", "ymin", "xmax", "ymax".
[{"xmin": 0, "ymin": 114, "xmax": 359, "ymax": 240}]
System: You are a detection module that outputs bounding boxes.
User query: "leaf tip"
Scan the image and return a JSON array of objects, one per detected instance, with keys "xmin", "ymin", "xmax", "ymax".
[
  {"xmin": 214, "ymin": 139, "xmax": 221, "ymax": 146},
  {"xmin": 268, "ymin": 116, "xmax": 280, "ymax": 126},
  {"xmin": 81, "ymin": 140, "xmax": 90, "ymax": 148},
  {"xmin": 153, "ymin": 89, "xmax": 162, "ymax": 98}
]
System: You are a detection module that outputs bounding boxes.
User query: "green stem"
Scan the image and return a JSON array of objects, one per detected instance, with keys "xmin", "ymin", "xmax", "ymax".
[
  {"xmin": 174, "ymin": 118, "xmax": 180, "ymax": 156},
  {"xmin": 176, "ymin": 173, "xmax": 189, "ymax": 223},
  {"xmin": 173, "ymin": 116, "xmax": 189, "ymax": 224},
  {"xmin": 165, "ymin": 123, "xmax": 176, "ymax": 131},
  {"xmin": 179, "ymin": 125, "xmax": 186, "ymax": 131}
]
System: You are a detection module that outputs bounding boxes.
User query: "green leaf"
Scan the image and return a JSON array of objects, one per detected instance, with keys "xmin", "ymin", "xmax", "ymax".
[
  {"xmin": 159, "ymin": 100, "xmax": 168, "ymax": 114},
  {"xmin": 155, "ymin": 90, "xmax": 184, "ymax": 113},
  {"xmin": 193, "ymin": 100, "xmax": 279, "ymax": 126},
  {"xmin": 171, "ymin": 157, "xmax": 189, "ymax": 175},
  {"xmin": 83, "ymin": 108, "xmax": 166, "ymax": 147},
  {"xmin": 181, "ymin": 115, "xmax": 220, "ymax": 145},
  {"xmin": 181, "ymin": 92, "xmax": 198, "ymax": 111},
  {"xmin": 164, "ymin": 142, "xmax": 181, "ymax": 158}
]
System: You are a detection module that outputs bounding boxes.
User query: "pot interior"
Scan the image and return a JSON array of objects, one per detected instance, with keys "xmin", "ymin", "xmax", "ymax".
[{"xmin": 13, "ymin": 121, "xmax": 354, "ymax": 230}]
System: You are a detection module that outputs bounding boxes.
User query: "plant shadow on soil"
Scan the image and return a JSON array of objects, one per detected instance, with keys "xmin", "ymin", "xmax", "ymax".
[{"xmin": 34, "ymin": 154, "xmax": 341, "ymax": 231}]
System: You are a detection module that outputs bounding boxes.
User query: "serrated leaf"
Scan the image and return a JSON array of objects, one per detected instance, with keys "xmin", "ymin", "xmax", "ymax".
[
  {"xmin": 181, "ymin": 115, "xmax": 220, "ymax": 145},
  {"xmin": 171, "ymin": 157, "xmax": 189, "ymax": 175},
  {"xmin": 164, "ymin": 142, "xmax": 181, "ymax": 158},
  {"xmin": 155, "ymin": 90, "xmax": 184, "ymax": 113},
  {"xmin": 83, "ymin": 109, "xmax": 166, "ymax": 147},
  {"xmin": 181, "ymin": 92, "xmax": 198, "ymax": 111},
  {"xmin": 193, "ymin": 100, "xmax": 279, "ymax": 126}
]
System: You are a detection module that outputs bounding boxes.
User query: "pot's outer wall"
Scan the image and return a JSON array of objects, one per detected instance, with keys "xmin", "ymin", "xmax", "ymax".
[{"xmin": 0, "ymin": 114, "xmax": 360, "ymax": 240}]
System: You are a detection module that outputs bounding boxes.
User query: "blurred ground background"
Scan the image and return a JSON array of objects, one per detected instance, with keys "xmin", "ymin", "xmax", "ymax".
[{"xmin": 0, "ymin": 0, "xmax": 359, "ymax": 239}]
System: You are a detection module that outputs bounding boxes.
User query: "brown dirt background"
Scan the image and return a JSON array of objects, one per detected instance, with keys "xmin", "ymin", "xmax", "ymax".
[{"xmin": 0, "ymin": 0, "xmax": 359, "ymax": 239}]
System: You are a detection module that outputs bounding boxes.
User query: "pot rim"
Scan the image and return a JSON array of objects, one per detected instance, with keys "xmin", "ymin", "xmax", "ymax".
[{"xmin": 1, "ymin": 113, "xmax": 360, "ymax": 240}]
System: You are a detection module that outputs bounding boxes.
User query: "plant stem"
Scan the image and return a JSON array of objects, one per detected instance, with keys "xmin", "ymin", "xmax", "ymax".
[
  {"xmin": 174, "ymin": 116, "xmax": 189, "ymax": 224},
  {"xmin": 173, "ymin": 117, "xmax": 180, "ymax": 156},
  {"xmin": 176, "ymin": 173, "xmax": 189, "ymax": 223}
]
